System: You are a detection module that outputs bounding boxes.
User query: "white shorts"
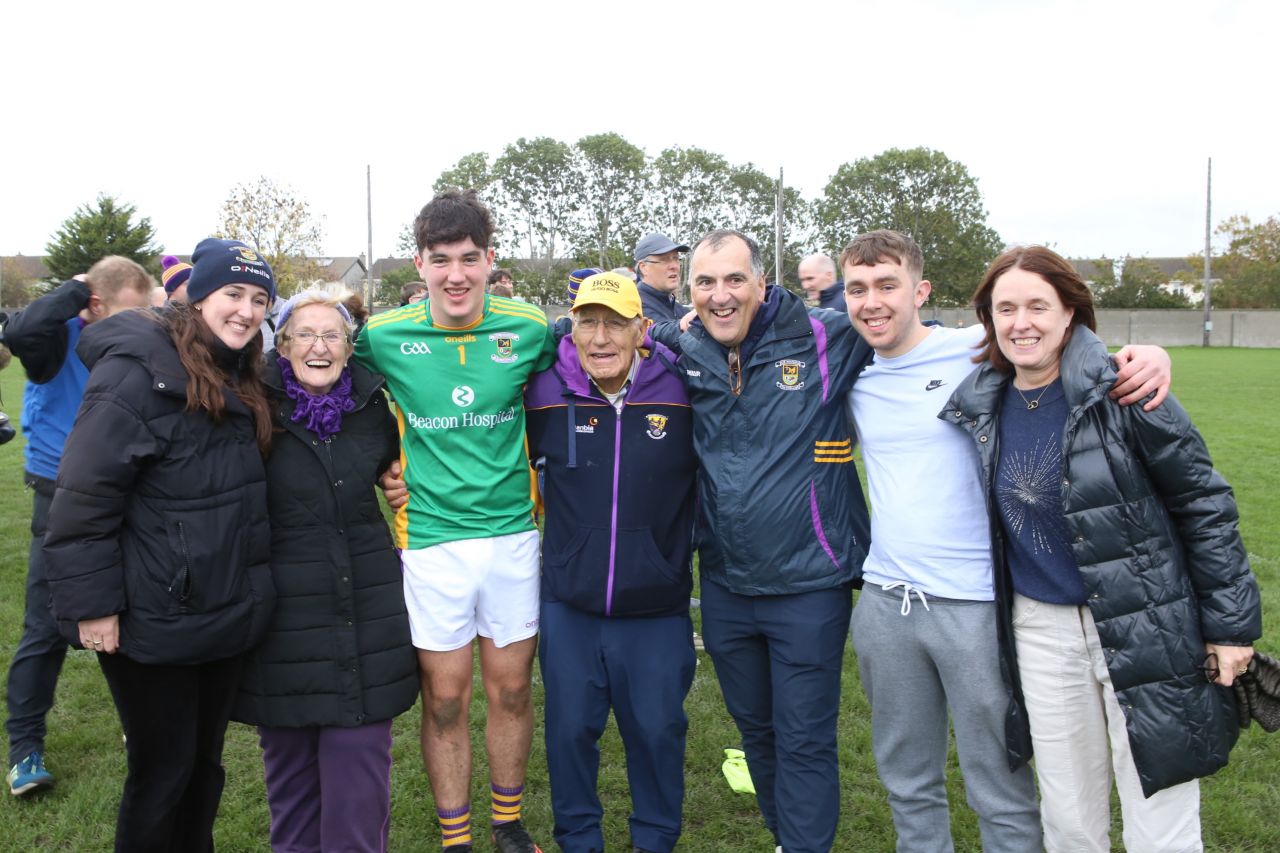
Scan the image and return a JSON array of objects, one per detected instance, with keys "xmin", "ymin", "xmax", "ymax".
[{"xmin": 401, "ymin": 530, "xmax": 541, "ymax": 652}]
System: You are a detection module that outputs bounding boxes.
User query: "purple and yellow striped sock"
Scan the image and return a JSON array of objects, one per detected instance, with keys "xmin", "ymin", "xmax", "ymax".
[
  {"xmin": 438, "ymin": 804, "xmax": 472, "ymax": 848},
  {"xmin": 490, "ymin": 782, "xmax": 523, "ymax": 826}
]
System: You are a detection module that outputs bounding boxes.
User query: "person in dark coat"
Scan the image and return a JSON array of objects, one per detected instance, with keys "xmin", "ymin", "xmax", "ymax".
[
  {"xmin": 43, "ymin": 238, "xmax": 279, "ymax": 852},
  {"xmin": 524, "ymin": 272, "xmax": 698, "ymax": 853},
  {"xmin": 649, "ymin": 230, "xmax": 872, "ymax": 853},
  {"xmin": 943, "ymin": 245, "xmax": 1262, "ymax": 852},
  {"xmin": 633, "ymin": 232, "xmax": 690, "ymax": 322},
  {"xmin": 234, "ymin": 286, "xmax": 416, "ymax": 853}
]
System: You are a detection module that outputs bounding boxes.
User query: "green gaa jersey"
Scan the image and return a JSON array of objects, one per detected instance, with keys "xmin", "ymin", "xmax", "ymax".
[{"xmin": 355, "ymin": 295, "xmax": 555, "ymax": 549}]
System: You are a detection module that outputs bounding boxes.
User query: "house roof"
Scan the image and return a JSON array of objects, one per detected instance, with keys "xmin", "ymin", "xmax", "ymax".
[
  {"xmin": 2, "ymin": 255, "xmax": 52, "ymax": 280},
  {"xmin": 313, "ymin": 256, "xmax": 366, "ymax": 278},
  {"xmin": 371, "ymin": 257, "xmax": 414, "ymax": 277},
  {"xmin": 1070, "ymin": 256, "xmax": 1197, "ymax": 281}
]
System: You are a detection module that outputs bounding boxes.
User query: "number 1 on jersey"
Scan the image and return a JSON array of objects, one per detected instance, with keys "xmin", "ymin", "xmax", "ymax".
[{"xmin": 457, "ymin": 344, "xmax": 466, "ymax": 365}]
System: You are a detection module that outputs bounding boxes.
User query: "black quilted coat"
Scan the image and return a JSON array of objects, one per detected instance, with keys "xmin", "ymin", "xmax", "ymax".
[
  {"xmin": 44, "ymin": 309, "xmax": 275, "ymax": 665},
  {"xmin": 942, "ymin": 327, "xmax": 1262, "ymax": 796},
  {"xmin": 232, "ymin": 355, "xmax": 418, "ymax": 728}
]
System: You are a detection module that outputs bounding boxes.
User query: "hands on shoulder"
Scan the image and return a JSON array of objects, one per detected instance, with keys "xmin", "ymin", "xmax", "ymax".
[{"xmin": 1110, "ymin": 345, "xmax": 1172, "ymax": 411}]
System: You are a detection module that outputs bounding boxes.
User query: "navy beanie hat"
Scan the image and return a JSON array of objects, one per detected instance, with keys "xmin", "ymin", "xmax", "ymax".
[{"xmin": 187, "ymin": 238, "xmax": 277, "ymax": 305}]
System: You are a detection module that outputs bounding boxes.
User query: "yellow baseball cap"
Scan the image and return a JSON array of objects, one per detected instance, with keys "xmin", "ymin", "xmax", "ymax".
[{"xmin": 572, "ymin": 271, "xmax": 643, "ymax": 319}]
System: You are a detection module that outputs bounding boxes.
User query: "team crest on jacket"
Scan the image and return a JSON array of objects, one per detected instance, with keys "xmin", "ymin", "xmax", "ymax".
[
  {"xmin": 645, "ymin": 414, "xmax": 668, "ymax": 439},
  {"xmin": 489, "ymin": 332, "xmax": 520, "ymax": 363},
  {"xmin": 776, "ymin": 359, "xmax": 805, "ymax": 391}
]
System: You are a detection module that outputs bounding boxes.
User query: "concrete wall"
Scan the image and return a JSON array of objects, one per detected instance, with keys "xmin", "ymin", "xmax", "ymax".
[{"xmin": 920, "ymin": 308, "xmax": 1280, "ymax": 348}]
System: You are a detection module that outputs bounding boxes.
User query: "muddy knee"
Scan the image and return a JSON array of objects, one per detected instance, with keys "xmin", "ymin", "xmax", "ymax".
[{"xmin": 427, "ymin": 696, "xmax": 466, "ymax": 731}]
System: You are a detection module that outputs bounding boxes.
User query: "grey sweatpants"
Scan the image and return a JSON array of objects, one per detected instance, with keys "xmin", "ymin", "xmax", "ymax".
[{"xmin": 850, "ymin": 584, "xmax": 1042, "ymax": 853}]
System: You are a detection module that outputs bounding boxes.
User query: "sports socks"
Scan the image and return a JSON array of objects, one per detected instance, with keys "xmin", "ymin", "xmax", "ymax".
[
  {"xmin": 491, "ymin": 782, "xmax": 523, "ymax": 825},
  {"xmin": 438, "ymin": 804, "xmax": 472, "ymax": 848}
]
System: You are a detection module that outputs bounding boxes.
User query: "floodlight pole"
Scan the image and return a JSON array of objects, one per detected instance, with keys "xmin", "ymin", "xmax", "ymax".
[
  {"xmin": 367, "ymin": 165, "xmax": 375, "ymax": 307},
  {"xmin": 775, "ymin": 168, "xmax": 784, "ymax": 287},
  {"xmin": 1201, "ymin": 157, "xmax": 1212, "ymax": 347}
]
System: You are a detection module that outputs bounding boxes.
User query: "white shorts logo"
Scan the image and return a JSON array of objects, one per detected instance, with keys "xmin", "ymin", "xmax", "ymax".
[
  {"xmin": 400, "ymin": 341, "xmax": 433, "ymax": 355},
  {"xmin": 452, "ymin": 386, "xmax": 475, "ymax": 408}
]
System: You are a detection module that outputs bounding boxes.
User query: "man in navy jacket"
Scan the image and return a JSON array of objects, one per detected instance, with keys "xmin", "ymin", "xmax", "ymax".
[
  {"xmin": 525, "ymin": 272, "xmax": 697, "ymax": 853},
  {"xmin": 651, "ymin": 231, "xmax": 872, "ymax": 853}
]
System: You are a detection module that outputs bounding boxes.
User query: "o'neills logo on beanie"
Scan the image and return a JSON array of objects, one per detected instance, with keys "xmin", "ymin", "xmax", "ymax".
[{"xmin": 186, "ymin": 237, "xmax": 278, "ymax": 305}]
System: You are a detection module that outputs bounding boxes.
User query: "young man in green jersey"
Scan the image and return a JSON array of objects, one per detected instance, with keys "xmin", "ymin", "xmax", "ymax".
[{"xmin": 355, "ymin": 191, "xmax": 554, "ymax": 853}]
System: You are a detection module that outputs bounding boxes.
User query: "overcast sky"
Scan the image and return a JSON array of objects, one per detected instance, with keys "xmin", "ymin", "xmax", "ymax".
[{"xmin": 3, "ymin": 0, "xmax": 1275, "ymax": 264}]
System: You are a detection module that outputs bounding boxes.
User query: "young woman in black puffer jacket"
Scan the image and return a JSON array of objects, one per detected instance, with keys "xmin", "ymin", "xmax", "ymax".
[{"xmin": 45, "ymin": 238, "xmax": 280, "ymax": 853}]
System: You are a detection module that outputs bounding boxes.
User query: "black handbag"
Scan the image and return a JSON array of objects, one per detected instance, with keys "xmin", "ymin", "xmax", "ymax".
[{"xmin": 1233, "ymin": 651, "xmax": 1280, "ymax": 733}]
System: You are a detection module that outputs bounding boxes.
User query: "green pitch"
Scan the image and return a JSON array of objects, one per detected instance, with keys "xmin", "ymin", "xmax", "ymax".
[{"xmin": 1, "ymin": 348, "xmax": 1276, "ymax": 851}]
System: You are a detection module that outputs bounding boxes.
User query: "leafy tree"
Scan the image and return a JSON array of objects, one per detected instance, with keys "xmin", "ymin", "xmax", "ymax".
[
  {"xmin": 1090, "ymin": 256, "xmax": 1191, "ymax": 308},
  {"xmin": 646, "ymin": 147, "xmax": 735, "ymax": 244},
  {"xmin": 570, "ymin": 133, "xmax": 648, "ymax": 269},
  {"xmin": 217, "ymin": 176, "xmax": 324, "ymax": 297},
  {"xmin": 426, "ymin": 152, "xmax": 511, "ymax": 255},
  {"xmin": 396, "ymin": 223, "xmax": 417, "ymax": 257},
  {"xmin": 376, "ymin": 263, "xmax": 421, "ymax": 305},
  {"xmin": 1, "ymin": 257, "xmax": 39, "ymax": 307},
  {"xmin": 723, "ymin": 163, "xmax": 817, "ymax": 288},
  {"xmin": 44, "ymin": 194, "xmax": 161, "ymax": 282},
  {"xmin": 492, "ymin": 137, "xmax": 581, "ymax": 262},
  {"xmin": 432, "ymin": 152, "xmax": 494, "ymax": 196},
  {"xmin": 506, "ymin": 259, "xmax": 575, "ymax": 306},
  {"xmin": 1199, "ymin": 215, "xmax": 1280, "ymax": 308},
  {"xmin": 816, "ymin": 147, "xmax": 1002, "ymax": 306}
]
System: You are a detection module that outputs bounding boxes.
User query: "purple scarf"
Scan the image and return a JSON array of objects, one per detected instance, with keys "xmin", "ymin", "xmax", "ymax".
[{"xmin": 277, "ymin": 356, "xmax": 356, "ymax": 441}]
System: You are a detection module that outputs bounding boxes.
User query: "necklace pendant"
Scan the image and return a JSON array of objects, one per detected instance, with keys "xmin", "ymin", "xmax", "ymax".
[{"xmin": 1026, "ymin": 400, "xmax": 1039, "ymax": 410}]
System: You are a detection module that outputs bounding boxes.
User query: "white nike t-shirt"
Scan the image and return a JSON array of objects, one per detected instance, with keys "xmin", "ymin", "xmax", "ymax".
[{"xmin": 847, "ymin": 325, "xmax": 994, "ymax": 600}]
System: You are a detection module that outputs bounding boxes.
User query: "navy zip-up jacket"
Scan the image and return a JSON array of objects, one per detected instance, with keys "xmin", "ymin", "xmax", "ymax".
[
  {"xmin": 525, "ymin": 336, "xmax": 696, "ymax": 618},
  {"xmin": 652, "ymin": 286, "xmax": 873, "ymax": 595}
]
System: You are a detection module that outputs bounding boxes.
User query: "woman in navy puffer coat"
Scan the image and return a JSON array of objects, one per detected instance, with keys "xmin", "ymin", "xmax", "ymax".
[{"xmin": 944, "ymin": 246, "xmax": 1261, "ymax": 852}]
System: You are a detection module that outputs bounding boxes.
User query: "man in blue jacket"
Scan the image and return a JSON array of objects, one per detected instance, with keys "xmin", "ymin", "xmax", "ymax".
[
  {"xmin": 634, "ymin": 232, "xmax": 690, "ymax": 322},
  {"xmin": 3, "ymin": 257, "xmax": 151, "ymax": 795},
  {"xmin": 525, "ymin": 272, "xmax": 697, "ymax": 853},
  {"xmin": 650, "ymin": 230, "xmax": 871, "ymax": 853}
]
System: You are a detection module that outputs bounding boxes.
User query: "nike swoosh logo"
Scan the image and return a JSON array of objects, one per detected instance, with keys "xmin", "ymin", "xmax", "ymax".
[{"xmin": 926, "ymin": 380, "xmax": 945, "ymax": 391}]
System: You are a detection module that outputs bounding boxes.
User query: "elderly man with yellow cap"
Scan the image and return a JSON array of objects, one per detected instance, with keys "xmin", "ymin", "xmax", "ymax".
[{"xmin": 524, "ymin": 272, "xmax": 699, "ymax": 853}]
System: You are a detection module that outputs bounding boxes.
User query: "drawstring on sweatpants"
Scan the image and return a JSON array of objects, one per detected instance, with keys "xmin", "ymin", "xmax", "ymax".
[{"xmin": 882, "ymin": 581, "xmax": 931, "ymax": 616}]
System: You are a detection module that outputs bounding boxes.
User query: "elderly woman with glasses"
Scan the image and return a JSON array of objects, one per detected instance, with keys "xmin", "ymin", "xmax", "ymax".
[
  {"xmin": 943, "ymin": 246, "xmax": 1262, "ymax": 852},
  {"xmin": 233, "ymin": 285, "xmax": 417, "ymax": 853}
]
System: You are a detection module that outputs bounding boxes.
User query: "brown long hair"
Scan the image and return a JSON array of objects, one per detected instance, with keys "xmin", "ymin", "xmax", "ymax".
[
  {"xmin": 970, "ymin": 245, "xmax": 1097, "ymax": 371},
  {"xmin": 163, "ymin": 301, "xmax": 273, "ymax": 456}
]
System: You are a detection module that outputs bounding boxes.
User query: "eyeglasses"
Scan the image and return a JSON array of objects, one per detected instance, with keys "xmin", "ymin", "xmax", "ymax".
[
  {"xmin": 288, "ymin": 331, "xmax": 346, "ymax": 346},
  {"xmin": 728, "ymin": 347, "xmax": 743, "ymax": 396},
  {"xmin": 573, "ymin": 316, "xmax": 636, "ymax": 334},
  {"xmin": 641, "ymin": 255, "xmax": 683, "ymax": 267}
]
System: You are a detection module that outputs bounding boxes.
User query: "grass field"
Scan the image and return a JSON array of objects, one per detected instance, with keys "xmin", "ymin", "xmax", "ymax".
[{"xmin": 0, "ymin": 347, "xmax": 1277, "ymax": 851}]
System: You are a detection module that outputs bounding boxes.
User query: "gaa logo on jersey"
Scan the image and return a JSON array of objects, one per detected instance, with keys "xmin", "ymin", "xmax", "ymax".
[
  {"xmin": 776, "ymin": 359, "xmax": 805, "ymax": 391},
  {"xmin": 645, "ymin": 414, "xmax": 668, "ymax": 440},
  {"xmin": 489, "ymin": 332, "xmax": 520, "ymax": 363}
]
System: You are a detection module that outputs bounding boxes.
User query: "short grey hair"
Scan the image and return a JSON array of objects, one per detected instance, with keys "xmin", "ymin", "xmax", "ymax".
[
  {"xmin": 689, "ymin": 229, "xmax": 765, "ymax": 280},
  {"xmin": 277, "ymin": 283, "xmax": 356, "ymax": 341}
]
